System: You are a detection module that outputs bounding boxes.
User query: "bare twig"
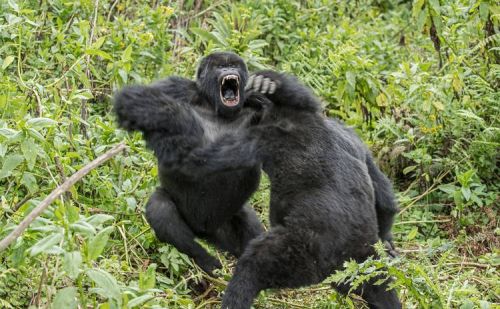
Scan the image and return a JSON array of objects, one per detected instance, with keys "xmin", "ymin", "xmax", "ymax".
[
  {"xmin": 34, "ymin": 265, "xmax": 47, "ymax": 306},
  {"xmin": 394, "ymin": 219, "xmax": 451, "ymax": 226},
  {"xmin": 54, "ymin": 155, "xmax": 71, "ymax": 201},
  {"xmin": 106, "ymin": 0, "xmax": 119, "ymax": 23},
  {"xmin": 267, "ymin": 297, "xmax": 309, "ymax": 308},
  {"xmin": 0, "ymin": 143, "xmax": 127, "ymax": 252},
  {"xmin": 12, "ymin": 193, "xmax": 35, "ymax": 213}
]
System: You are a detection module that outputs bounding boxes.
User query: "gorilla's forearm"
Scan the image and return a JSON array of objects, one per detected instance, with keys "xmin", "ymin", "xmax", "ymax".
[
  {"xmin": 249, "ymin": 70, "xmax": 321, "ymax": 112},
  {"xmin": 144, "ymin": 132, "xmax": 201, "ymax": 168},
  {"xmin": 168, "ymin": 133, "xmax": 259, "ymax": 177},
  {"xmin": 113, "ymin": 78, "xmax": 202, "ymax": 135}
]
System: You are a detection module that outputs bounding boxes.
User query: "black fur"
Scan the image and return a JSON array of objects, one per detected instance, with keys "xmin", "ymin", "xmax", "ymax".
[
  {"xmin": 183, "ymin": 71, "xmax": 401, "ymax": 308},
  {"xmin": 113, "ymin": 52, "xmax": 265, "ymax": 275}
]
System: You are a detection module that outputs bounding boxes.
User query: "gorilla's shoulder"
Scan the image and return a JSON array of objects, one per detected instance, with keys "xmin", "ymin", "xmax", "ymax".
[
  {"xmin": 153, "ymin": 76, "xmax": 197, "ymax": 89},
  {"xmin": 152, "ymin": 76, "xmax": 199, "ymax": 101}
]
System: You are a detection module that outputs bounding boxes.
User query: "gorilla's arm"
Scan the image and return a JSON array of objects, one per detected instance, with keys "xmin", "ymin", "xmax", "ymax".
[
  {"xmin": 167, "ymin": 132, "xmax": 260, "ymax": 177},
  {"xmin": 365, "ymin": 153, "xmax": 399, "ymax": 255},
  {"xmin": 114, "ymin": 77, "xmax": 212, "ymax": 173},
  {"xmin": 246, "ymin": 70, "xmax": 322, "ymax": 112},
  {"xmin": 113, "ymin": 77, "xmax": 203, "ymax": 135},
  {"xmin": 168, "ymin": 118, "xmax": 291, "ymax": 178}
]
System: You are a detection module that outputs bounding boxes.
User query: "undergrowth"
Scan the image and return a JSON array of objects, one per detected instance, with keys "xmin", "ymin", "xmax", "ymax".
[{"xmin": 0, "ymin": 0, "xmax": 498, "ymax": 308}]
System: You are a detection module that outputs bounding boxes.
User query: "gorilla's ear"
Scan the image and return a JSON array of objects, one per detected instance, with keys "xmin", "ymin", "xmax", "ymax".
[
  {"xmin": 196, "ymin": 55, "xmax": 213, "ymax": 81},
  {"xmin": 196, "ymin": 61, "xmax": 206, "ymax": 81}
]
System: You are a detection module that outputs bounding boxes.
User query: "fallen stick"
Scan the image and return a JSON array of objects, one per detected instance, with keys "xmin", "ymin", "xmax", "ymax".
[{"xmin": 0, "ymin": 143, "xmax": 127, "ymax": 252}]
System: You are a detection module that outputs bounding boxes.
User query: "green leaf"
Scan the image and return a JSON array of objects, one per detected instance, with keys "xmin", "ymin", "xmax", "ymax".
[
  {"xmin": 52, "ymin": 287, "xmax": 78, "ymax": 309},
  {"xmin": 0, "ymin": 154, "xmax": 24, "ymax": 179},
  {"xmin": 0, "ymin": 143, "xmax": 6, "ymax": 157},
  {"xmin": 412, "ymin": 0, "xmax": 425, "ymax": 19},
  {"xmin": 86, "ymin": 269, "xmax": 121, "ymax": 303},
  {"xmin": 67, "ymin": 205, "xmax": 80, "ymax": 223},
  {"xmin": 407, "ymin": 227, "xmax": 418, "ymax": 241},
  {"xmin": 86, "ymin": 214, "xmax": 115, "ymax": 227},
  {"xmin": 127, "ymin": 294, "xmax": 155, "ymax": 308},
  {"xmin": 346, "ymin": 71, "xmax": 356, "ymax": 89},
  {"xmin": 70, "ymin": 221, "xmax": 97, "ymax": 235},
  {"xmin": 1, "ymin": 56, "xmax": 15, "ymax": 70},
  {"xmin": 87, "ymin": 226, "xmax": 114, "ymax": 261},
  {"xmin": 461, "ymin": 187, "xmax": 471, "ymax": 201},
  {"xmin": 26, "ymin": 117, "xmax": 57, "ymax": 130},
  {"xmin": 7, "ymin": 0, "xmax": 19, "ymax": 11},
  {"xmin": 438, "ymin": 184, "xmax": 457, "ymax": 195},
  {"xmin": 416, "ymin": 9, "xmax": 428, "ymax": 32},
  {"xmin": 190, "ymin": 27, "xmax": 222, "ymax": 45},
  {"xmin": 479, "ymin": 3, "xmax": 490, "ymax": 22},
  {"xmin": 403, "ymin": 165, "xmax": 417, "ymax": 175},
  {"xmin": 118, "ymin": 69, "xmax": 128, "ymax": 84},
  {"xmin": 122, "ymin": 45, "xmax": 133, "ymax": 62},
  {"xmin": 126, "ymin": 197, "xmax": 137, "ymax": 210},
  {"xmin": 248, "ymin": 39, "xmax": 268, "ymax": 50},
  {"xmin": 64, "ymin": 251, "xmax": 82, "ymax": 280},
  {"xmin": 0, "ymin": 128, "xmax": 20, "ymax": 138},
  {"xmin": 30, "ymin": 232, "xmax": 63, "ymax": 256},
  {"xmin": 139, "ymin": 264, "xmax": 156, "ymax": 291},
  {"xmin": 85, "ymin": 49, "xmax": 113, "ymax": 61},
  {"xmin": 91, "ymin": 36, "xmax": 107, "ymax": 49},
  {"xmin": 428, "ymin": 0, "xmax": 440, "ymax": 13},
  {"xmin": 21, "ymin": 172, "xmax": 38, "ymax": 194},
  {"xmin": 20, "ymin": 138, "xmax": 37, "ymax": 170},
  {"xmin": 27, "ymin": 128, "xmax": 46, "ymax": 142},
  {"xmin": 432, "ymin": 101, "xmax": 444, "ymax": 111}
]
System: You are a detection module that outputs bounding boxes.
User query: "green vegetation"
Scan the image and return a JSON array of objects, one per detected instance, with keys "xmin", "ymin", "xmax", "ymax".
[{"xmin": 0, "ymin": 0, "xmax": 498, "ymax": 308}]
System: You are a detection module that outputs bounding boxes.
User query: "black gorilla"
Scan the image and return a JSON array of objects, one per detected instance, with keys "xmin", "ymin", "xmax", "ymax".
[
  {"xmin": 113, "ymin": 52, "xmax": 265, "ymax": 275},
  {"xmin": 180, "ymin": 71, "xmax": 401, "ymax": 308}
]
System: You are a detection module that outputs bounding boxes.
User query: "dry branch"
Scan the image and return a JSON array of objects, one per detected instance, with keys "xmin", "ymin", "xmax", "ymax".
[{"xmin": 0, "ymin": 143, "xmax": 127, "ymax": 252}]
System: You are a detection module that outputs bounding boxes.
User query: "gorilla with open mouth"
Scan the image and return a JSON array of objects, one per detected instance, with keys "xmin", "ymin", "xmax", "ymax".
[{"xmin": 113, "ymin": 52, "xmax": 265, "ymax": 275}]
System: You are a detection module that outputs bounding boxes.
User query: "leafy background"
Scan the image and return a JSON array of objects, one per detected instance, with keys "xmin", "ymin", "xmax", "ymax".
[{"xmin": 0, "ymin": 0, "xmax": 498, "ymax": 308}]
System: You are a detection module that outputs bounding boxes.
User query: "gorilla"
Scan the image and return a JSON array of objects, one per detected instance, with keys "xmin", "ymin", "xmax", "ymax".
[
  {"xmin": 113, "ymin": 52, "xmax": 265, "ymax": 275},
  {"xmin": 176, "ymin": 71, "xmax": 401, "ymax": 308}
]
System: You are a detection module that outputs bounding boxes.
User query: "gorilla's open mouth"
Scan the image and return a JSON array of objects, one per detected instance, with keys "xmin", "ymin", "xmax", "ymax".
[{"xmin": 220, "ymin": 75, "xmax": 240, "ymax": 107}]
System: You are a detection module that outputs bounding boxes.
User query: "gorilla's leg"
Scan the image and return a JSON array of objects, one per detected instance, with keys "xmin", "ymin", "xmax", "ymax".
[
  {"xmin": 365, "ymin": 154, "xmax": 399, "ymax": 255},
  {"xmin": 221, "ymin": 226, "xmax": 401, "ymax": 309},
  {"xmin": 221, "ymin": 227, "xmax": 328, "ymax": 309},
  {"xmin": 207, "ymin": 204, "xmax": 264, "ymax": 257},
  {"xmin": 145, "ymin": 188, "xmax": 222, "ymax": 275}
]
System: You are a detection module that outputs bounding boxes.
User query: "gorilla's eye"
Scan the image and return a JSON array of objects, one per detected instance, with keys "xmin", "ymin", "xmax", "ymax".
[{"xmin": 220, "ymin": 75, "xmax": 240, "ymax": 107}]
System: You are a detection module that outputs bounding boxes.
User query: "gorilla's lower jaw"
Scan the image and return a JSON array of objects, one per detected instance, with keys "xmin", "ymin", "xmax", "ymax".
[{"xmin": 220, "ymin": 75, "xmax": 240, "ymax": 106}]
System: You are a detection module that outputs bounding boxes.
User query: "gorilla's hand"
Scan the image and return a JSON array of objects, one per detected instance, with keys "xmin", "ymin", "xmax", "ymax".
[
  {"xmin": 245, "ymin": 70, "xmax": 321, "ymax": 112},
  {"xmin": 245, "ymin": 71, "xmax": 282, "ymax": 95}
]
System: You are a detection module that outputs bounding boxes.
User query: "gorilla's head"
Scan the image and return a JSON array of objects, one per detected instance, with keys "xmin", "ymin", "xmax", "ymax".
[{"xmin": 196, "ymin": 52, "xmax": 249, "ymax": 118}]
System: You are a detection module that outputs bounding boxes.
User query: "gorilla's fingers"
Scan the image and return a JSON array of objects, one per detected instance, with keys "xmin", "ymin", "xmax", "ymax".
[
  {"xmin": 260, "ymin": 78, "xmax": 271, "ymax": 93},
  {"xmin": 245, "ymin": 75, "xmax": 255, "ymax": 91},
  {"xmin": 253, "ymin": 75, "xmax": 263, "ymax": 92},
  {"xmin": 384, "ymin": 240, "xmax": 399, "ymax": 258},
  {"xmin": 268, "ymin": 81, "xmax": 277, "ymax": 94}
]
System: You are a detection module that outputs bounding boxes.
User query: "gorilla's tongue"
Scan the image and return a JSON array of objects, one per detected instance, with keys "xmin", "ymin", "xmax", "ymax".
[{"xmin": 223, "ymin": 88, "xmax": 236, "ymax": 99}]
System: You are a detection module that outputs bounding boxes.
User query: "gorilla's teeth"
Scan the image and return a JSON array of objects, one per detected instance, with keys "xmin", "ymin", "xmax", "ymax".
[{"xmin": 222, "ymin": 75, "xmax": 239, "ymax": 85}]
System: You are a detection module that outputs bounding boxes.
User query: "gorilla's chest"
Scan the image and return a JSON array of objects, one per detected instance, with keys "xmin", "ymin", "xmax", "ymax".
[{"xmin": 193, "ymin": 109, "xmax": 245, "ymax": 142}]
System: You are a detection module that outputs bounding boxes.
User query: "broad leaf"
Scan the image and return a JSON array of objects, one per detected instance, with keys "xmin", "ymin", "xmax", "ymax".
[
  {"xmin": 87, "ymin": 226, "xmax": 114, "ymax": 261},
  {"xmin": 0, "ymin": 154, "xmax": 24, "ymax": 179},
  {"xmin": 52, "ymin": 287, "xmax": 78, "ymax": 309},
  {"xmin": 86, "ymin": 269, "xmax": 121, "ymax": 304},
  {"xmin": 30, "ymin": 232, "xmax": 63, "ymax": 256}
]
